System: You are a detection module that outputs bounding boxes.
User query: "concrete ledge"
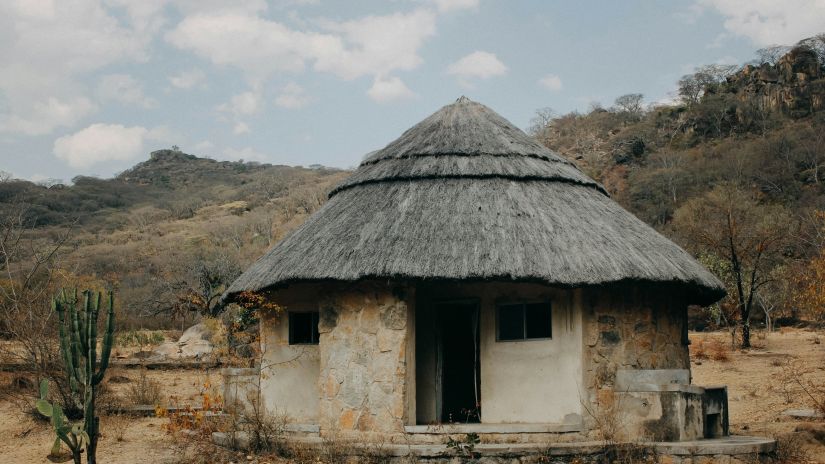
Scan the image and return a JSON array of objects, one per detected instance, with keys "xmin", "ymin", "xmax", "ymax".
[
  {"xmin": 213, "ymin": 432, "xmax": 774, "ymax": 458},
  {"xmin": 653, "ymin": 436, "xmax": 775, "ymax": 455},
  {"xmin": 285, "ymin": 423, "xmax": 320, "ymax": 433},
  {"xmin": 617, "ymin": 384, "xmax": 707, "ymax": 394},
  {"xmin": 221, "ymin": 367, "xmax": 260, "ymax": 376},
  {"xmin": 616, "ymin": 369, "xmax": 690, "ymax": 390},
  {"xmin": 404, "ymin": 422, "xmax": 583, "ymax": 434}
]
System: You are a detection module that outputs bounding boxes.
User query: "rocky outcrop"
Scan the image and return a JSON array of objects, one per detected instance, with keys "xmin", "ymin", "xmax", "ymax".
[{"xmin": 726, "ymin": 46, "xmax": 825, "ymax": 118}]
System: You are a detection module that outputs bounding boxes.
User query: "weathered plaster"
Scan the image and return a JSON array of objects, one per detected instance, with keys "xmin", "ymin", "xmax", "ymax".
[
  {"xmin": 258, "ymin": 285, "xmax": 323, "ymax": 423},
  {"xmin": 415, "ymin": 282, "xmax": 584, "ymax": 425}
]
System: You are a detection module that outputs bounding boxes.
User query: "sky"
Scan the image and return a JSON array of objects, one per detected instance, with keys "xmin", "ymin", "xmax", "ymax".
[{"xmin": 1, "ymin": 0, "xmax": 824, "ymax": 182}]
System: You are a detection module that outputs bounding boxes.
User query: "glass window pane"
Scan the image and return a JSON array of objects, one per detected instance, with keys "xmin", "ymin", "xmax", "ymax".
[
  {"xmin": 525, "ymin": 302, "xmax": 552, "ymax": 339},
  {"xmin": 289, "ymin": 312, "xmax": 318, "ymax": 344},
  {"xmin": 311, "ymin": 311, "xmax": 320, "ymax": 343},
  {"xmin": 498, "ymin": 304, "xmax": 524, "ymax": 340}
]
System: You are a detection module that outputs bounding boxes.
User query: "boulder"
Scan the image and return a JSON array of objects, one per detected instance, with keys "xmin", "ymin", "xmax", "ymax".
[{"xmin": 151, "ymin": 323, "xmax": 215, "ymax": 360}]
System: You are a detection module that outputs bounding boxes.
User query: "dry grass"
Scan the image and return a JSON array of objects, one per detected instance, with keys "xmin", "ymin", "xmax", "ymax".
[
  {"xmin": 690, "ymin": 335, "xmax": 730, "ymax": 361},
  {"xmin": 126, "ymin": 368, "xmax": 164, "ymax": 406}
]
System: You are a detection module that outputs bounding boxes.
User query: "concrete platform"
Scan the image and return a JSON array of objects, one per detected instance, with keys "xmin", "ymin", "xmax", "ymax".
[
  {"xmin": 212, "ymin": 431, "xmax": 774, "ymax": 459},
  {"xmin": 404, "ymin": 422, "xmax": 583, "ymax": 434}
]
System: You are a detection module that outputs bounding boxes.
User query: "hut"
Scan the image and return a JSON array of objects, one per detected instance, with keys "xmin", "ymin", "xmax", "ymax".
[{"xmin": 223, "ymin": 97, "xmax": 732, "ymax": 445}]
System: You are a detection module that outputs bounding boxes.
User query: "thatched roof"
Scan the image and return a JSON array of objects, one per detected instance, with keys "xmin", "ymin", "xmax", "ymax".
[{"xmin": 226, "ymin": 97, "xmax": 724, "ymax": 305}]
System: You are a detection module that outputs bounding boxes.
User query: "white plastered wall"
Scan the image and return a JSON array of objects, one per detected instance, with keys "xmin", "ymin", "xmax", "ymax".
[
  {"xmin": 258, "ymin": 286, "xmax": 321, "ymax": 423},
  {"xmin": 479, "ymin": 285, "xmax": 583, "ymax": 423},
  {"xmin": 416, "ymin": 283, "xmax": 583, "ymax": 424}
]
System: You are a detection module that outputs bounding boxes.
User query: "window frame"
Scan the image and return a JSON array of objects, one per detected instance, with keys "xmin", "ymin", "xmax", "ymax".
[
  {"xmin": 288, "ymin": 310, "xmax": 320, "ymax": 345},
  {"xmin": 495, "ymin": 300, "xmax": 553, "ymax": 342}
]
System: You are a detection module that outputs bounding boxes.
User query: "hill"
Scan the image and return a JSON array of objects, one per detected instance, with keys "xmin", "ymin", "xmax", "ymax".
[
  {"xmin": 0, "ymin": 150, "xmax": 349, "ymax": 328},
  {"xmin": 531, "ymin": 34, "xmax": 825, "ymax": 333}
]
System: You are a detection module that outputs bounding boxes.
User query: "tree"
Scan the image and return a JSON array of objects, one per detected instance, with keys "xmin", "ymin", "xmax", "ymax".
[
  {"xmin": 0, "ymin": 203, "xmax": 85, "ymax": 417},
  {"xmin": 678, "ymin": 74, "xmax": 704, "ymax": 106},
  {"xmin": 672, "ymin": 185, "xmax": 792, "ymax": 348},
  {"xmin": 795, "ymin": 250, "xmax": 825, "ymax": 322},
  {"xmin": 527, "ymin": 107, "xmax": 556, "ymax": 139},
  {"xmin": 613, "ymin": 93, "xmax": 645, "ymax": 120},
  {"xmin": 678, "ymin": 64, "xmax": 738, "ymax": 106},
  {"xmin": 798, "ymin": 33, "xmax": 825, "ymax": 64},
  {"xmin": 755, "ymin": 45, "xmax": 791, "ymax": 65},
  {"xmin": 794, "ymin": 211, "xmax": 825, "ymax": 322},
  {"xmin": 179, "ymin": 250, "xmax": 241, "ymax": 318}
]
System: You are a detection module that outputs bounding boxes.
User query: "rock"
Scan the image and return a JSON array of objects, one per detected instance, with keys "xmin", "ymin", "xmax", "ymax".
[
  {"xmin": 380, "ymin": 303, "xmax": 406, "ymax": 330},
  {"xmin": 783, "ymin": 408, "xmax": 825, "ymax": 419},
  {"xmin": 179, "ymin": 323, "xmax": 213, "ymax": 344},
  {"xmin": 151, "ymin": 323, "xmax": 216, "ymax": 360}
]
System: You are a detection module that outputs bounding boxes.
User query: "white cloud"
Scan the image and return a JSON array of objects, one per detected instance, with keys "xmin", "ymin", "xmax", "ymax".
[
  {"xmin": 430, "ymin": 0, "xmax": 479, "ymax": 13},
  {"xmin": 217, "ymin": 91, "xmax": 261, "ymax": 134},
  {"xmin": 166, "ymin": 13, "xmax": 340, "ymax": 83},
  {"xmin": 315, "ymin": 9, "xmax": 437, "ymax": 80},
  {"xmin": 218, "ymin": 91, "xmax": 261, "ymax": 116},
  {"xmin": 0, "ymin": 0, "xmax": 152, "ymax": 135},
  {"xmin": 168, "ymin": 68, "xmax": 206, "ymax": 89},
  {"xmin": 233, "ymin": 122, "xmax": 251, "ymax": 135},
  {"xmin": 447, "ymin": 51, "xmax": 507, "ymax": 82},
  {"xmin": 697, "ymin": 0, "xmax": 825, "ymax": 46},
  {"xmin": 0, "ymin": 97, "xmax": 97, "ymax": 136},
  {"xmin": 97, "ymin": 74, "xmax": 157, "ymax": 108},
  {"xmin": 53, "ymin": 123, "xmax": 167, "ymax": 168},
  {"xmin": 538, "ymin": 74, "xmax": 563, "ymax": 91},
  {"xmin": 166, "ymin": 8, "xmax": 437, "ymax": 93},
  {"xmin": 275, "ymin": 82, "xmax": 314, "ymax": 109},
  {"xmin": 367, "ymin": 76, "xmax": 416, "ymax": 103}
]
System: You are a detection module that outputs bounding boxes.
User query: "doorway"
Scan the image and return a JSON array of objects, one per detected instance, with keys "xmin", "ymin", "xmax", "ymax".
[{"xmin": 435, "ymin": 301, "xmax": 480, "ymax": 423}]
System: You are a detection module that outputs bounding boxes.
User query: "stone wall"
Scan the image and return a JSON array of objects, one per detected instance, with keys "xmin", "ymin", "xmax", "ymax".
[
  {"xmin": 317, "ymin": 283, "xmax": 414, "ymax": 440},
  {"xmin": 580, "ymin": 285, "xmax": 691, "ymax": 436}
]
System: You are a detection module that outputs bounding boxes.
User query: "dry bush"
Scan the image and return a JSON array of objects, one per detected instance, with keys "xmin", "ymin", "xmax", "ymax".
[
  {"xmin": 796, "ymin": 422, "xmax": 825, "ymax": 446},
  {"xmin": 126, "ymin": 369, "xmax": 163, "ymax": 406},
  {"xmin": 230, "ymin": 396, "xmax": 289, "ymax": 455},
  {"xmin": 773, "ymin": 431, "xmax": 813, "ymax": 463},
  {"xmin": 690, "ymin": 338, "xmax": 708, "ymax": 360},
  {"xmin": 160, "ymin": 375, "xmax": 223, "ymax": 443},
  {"xmin": 116, "ymin": 329, "xmax": 166, "ymax": 347},
  {"xmin": 102, "ymin": 413, "xmax": 130, "ymax": 442},
  {"xmin": 707, "ymin": 338, "xmax": 730, "ymax": 361},
  {"xmin": 776, "ymin": 359, "xmax": 825, "ymax": 413},
  {"xmin": 582, "ymin": 389, "xmax": 629, "ymax": 443}
]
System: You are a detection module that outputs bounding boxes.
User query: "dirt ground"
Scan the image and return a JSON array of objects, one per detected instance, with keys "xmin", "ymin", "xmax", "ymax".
[
  {"xmin": 690, "ymin": 328, "xmax": 825, "ymax": 462},
  {"xmin": 1, "ymin": 328, "xmax": 824, "ymax": 463}
]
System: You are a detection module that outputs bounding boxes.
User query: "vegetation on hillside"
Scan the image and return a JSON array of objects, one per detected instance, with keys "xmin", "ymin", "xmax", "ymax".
[
  {"xmin": 2, "ymin": 36, "xmax": 825, "ymax": 351},
  {"xmin": 0, "ymin": 151, "xmax": 349, "ymax": 337},
  {"xmin": 531, "ymin": 34, "xmax": 825, "ymax": 346}
]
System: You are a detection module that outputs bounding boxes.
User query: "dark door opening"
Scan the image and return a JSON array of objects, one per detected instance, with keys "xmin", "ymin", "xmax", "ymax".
[{"xmin": 436, "ymin": 301, "xmax": 480, "ymax": 423}]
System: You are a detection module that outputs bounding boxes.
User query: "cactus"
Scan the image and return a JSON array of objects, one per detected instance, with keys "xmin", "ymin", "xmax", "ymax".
[
  {"xmin": 48, "ymin": 289, "xmax": 115, "ymax": 464},
  {"xmin": 36, "ymin": 379, "xmax": 88, "ymax": 464}
]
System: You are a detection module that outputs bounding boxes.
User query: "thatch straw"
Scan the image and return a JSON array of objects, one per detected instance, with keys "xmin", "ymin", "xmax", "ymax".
[{"xmin": 225, "ymin": 97, "xmax": 724, "ymax": 305}]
